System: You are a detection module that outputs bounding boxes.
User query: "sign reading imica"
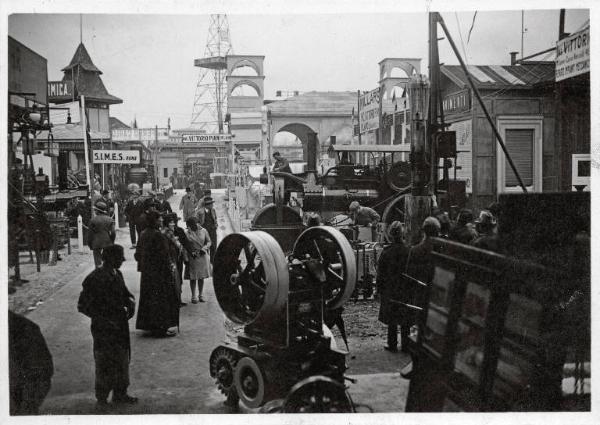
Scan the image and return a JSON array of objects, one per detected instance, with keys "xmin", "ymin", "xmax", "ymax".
[
  {"xmin": 556, "ymin": 26, "xmax": 590, "ymax": 82},
  {"xmin": 93, "ymin": 150, "xmax": 140, "ymax": 164}
]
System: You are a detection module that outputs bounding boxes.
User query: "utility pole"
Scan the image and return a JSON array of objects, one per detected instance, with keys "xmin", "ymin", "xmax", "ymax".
[{"xmin": 154, "ymin": 125, "xmax": 159, "ymax": 189}]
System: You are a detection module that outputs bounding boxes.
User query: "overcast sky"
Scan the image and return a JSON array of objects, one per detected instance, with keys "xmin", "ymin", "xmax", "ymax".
[{"xmin": 5, "ymin": 1, "xmax": 591, "ymax": 130}]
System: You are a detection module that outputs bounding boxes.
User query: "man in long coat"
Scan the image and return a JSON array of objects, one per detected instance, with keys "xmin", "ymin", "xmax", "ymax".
[
  {"xmin": 377, "ymin": 221, "xmax": 411, "ymax": 352},
  {"xmin": 78, "ymin": 245, "xmax": 137, "ymax": 406},
  {"xmin": 134, "ymin": 209, "xmax": 180, "ymax": 337},
  {"xmin": 88, "ymin": 202, "xmax": 116, "ymax": 268}
]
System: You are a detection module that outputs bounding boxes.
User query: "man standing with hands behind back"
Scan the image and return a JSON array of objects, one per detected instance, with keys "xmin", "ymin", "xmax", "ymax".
[
  {"xmin": 78, "ymin": 245, "xmax": 138, "ymax": 408},
  {"xmin": 196, "ymin": 196, "xmax": 218, "ymax": 262}
]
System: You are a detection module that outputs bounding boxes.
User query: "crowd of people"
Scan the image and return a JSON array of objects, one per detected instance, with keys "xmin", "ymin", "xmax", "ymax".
[{"xmin": 78, "ymin": 185, "xmax": 219, "ymax": 407}]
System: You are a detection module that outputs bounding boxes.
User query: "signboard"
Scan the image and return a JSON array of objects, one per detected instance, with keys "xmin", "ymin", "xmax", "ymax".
[
  {"xmin": 111, "ymin": 128, "xmax": 169, "ymax": 142},
  {"xmin": 556, "ymin": 26, "xmax": 590, "ymax": 82},
  {"xmin": 182, "ymin": 134, "xmax": 233, "ymax": 143},
  {"xmin": 439, "ymin": 120, "xmax": 472, "ymax": 193},
  {"xmin": 358, "ymin": 88, "xmax": 380, "ymax": 133},
  {"xmin": 92, "ymin": 150, "xmax": 140, "ymax": 164},
  {"xmin": 443, "ymin": 90, "xmax": 471, "ymax": 115},
  {"xmin": 47, "ymin": 81, "xmax": 73, "ymax": 100}
]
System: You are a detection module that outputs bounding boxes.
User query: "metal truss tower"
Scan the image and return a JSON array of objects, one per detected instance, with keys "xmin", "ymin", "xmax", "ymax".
[{"xmin": 190, "ymin": 14, "xmax": 233, "ymax": 133}]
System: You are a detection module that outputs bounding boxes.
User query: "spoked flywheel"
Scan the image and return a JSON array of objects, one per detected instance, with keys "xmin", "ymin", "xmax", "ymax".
[
  {"xmin": 213, "ymin": 231, "xmax": 289, "ymax": 325},
  {"xmin": 292, "ymin": 226, "xmax": 356, "ymax": 310},
  {"xmin": 381, "ymin": 193, "xmax": 408, "ymax": 243},
  {"xmin": 281, "ymin": 375, "xmax": 355, "ymax": 413}
]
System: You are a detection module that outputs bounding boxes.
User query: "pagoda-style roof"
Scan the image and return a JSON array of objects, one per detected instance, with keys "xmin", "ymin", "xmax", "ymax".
[
  {"xmin": 59, "ymin": 42, "xmax": 122, "ymax": 105},
  {"xmin": 61, "ymin": 43, "xmax": 101, "ymax": 73}
]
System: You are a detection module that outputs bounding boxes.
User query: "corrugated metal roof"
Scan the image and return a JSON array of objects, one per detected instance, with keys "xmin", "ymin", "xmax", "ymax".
[
  {"xmin": 267, "ymin": 91, "xmax": 355, "ymax": 116},
  {"xmin": 441, "ymin": 63, "xmax": 555, "ymax": 89}
]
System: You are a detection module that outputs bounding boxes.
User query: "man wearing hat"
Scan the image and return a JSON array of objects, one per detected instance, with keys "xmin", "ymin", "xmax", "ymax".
[
  {"xmin": 95, "ymin": 189, "xmax": 115, "ymax": 218},
  {"xmin": 88, "ymin": 202, "xmax": 116, "ymax": 268},
  {"xmin": 179, "ymin": 187, "xmax": 197, "ymax": 221},
  {"xmin": 472, "ymin": 210, "xmax": 500, "ymax": 252},
  {"xmin": 272, "ymin": 151, "xmax": 292, "ymax": 174},
  {"xmin": 348, "ymin": 201, "xmax": 380, "ymax": 226},
  {"xmin": 155, "ymin": 192, "xmax": 173, "ymax": 216},
  {"xmin": 196, "ymin": 196, "xmax": 218, "ymax": 262}
]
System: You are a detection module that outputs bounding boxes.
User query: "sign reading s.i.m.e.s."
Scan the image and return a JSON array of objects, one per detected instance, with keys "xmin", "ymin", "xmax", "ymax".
[{"xmin": 92, "ymin": 150, "xmax": 140, "ymax": 164}]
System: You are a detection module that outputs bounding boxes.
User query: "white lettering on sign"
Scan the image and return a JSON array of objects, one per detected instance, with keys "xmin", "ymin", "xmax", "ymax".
[
  {"xmin": 358, "ymin": 88, "xmax": 380, "ymax": 134},
  {"xmin": 92, "ymin": 150, "xmax": 140, "ymax": 164},
  {"xmin": 47, "ymin": 81, "xmax": 73, "ymax": 98},
  {"xmin": 181, "ymin": 134, "xmax": 233, "ymax": 143},
  {"xmin": 556, "ymin": 27, "xmax": 590, "ymax": 82}
]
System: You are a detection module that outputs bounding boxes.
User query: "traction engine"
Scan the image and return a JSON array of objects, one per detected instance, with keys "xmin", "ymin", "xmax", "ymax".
[{"xmin": 209, "ymin": 227, "xmax": 357, "ymax": 412}]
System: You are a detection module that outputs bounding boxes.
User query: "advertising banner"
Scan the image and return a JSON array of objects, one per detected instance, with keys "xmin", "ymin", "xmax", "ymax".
[
  {"xmin": 92, "ymin": 150, "xmax": 140, "ymax": 164},
  {"xmin": 182, "ymin": 134, "xmax": 233, "ymax": 143},
  {"xmin": 358, "ymin": 88, "xmax": 380, "ymax": 134},
  {"xmin": 556, "ymin": 26, "xmax": 590, "ymax": 82}
]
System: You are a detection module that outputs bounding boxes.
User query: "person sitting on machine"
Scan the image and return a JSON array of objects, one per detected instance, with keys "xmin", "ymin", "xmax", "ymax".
[
  {"xmin": 348, "ymin": 201, "xmax": 380, "ymax": 227},
  {"xmin": 272, "ymin": 151, "xmax": 292, "ymax": 174}
]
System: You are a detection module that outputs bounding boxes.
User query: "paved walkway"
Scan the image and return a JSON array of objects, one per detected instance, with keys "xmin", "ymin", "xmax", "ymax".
[{"xmin": 24, "ymin": 189, "xmax": 407, "ymax": 415}]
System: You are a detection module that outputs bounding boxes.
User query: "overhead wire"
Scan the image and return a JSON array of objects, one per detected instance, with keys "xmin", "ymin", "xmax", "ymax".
[{"xmin": 455, "ymin": 13, "xmax": 469, "ymax": 66}]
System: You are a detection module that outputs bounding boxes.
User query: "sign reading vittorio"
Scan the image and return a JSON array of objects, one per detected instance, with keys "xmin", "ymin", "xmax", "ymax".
[
  {"xmin": 181, "ymin": 134, "xmax": 233, "ymax": 143},
  {"xmin": 555, "ymin": 26, "xmax": 589, "ymax": 82}
]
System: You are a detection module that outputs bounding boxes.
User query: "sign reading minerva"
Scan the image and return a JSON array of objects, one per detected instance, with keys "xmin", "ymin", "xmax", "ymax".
[
  {"xmin": 556, "ymin": 26, "xmax": 589, "ymax": 82},
  {"xmin": 358, "ymin": 88, "xmax": 380, "ymax": 133},
  {"xmin": 182, "ymin": 134, "xmax": 233, "ymax": 143},
  {"xmin": 92, "ymin": 150, "xmax": 140, "ymax": 164}
]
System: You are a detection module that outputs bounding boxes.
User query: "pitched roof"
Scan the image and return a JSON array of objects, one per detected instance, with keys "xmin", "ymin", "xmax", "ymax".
[
  {"xmin": 61, "ymin": 43, "xmax": 102, "ymax": 73},
  {"xmin": 441, "ymin": 62, "xmax": 555, "ymax": 90},
  {"xmin": 267, "ymin": 91, "xmax": 355, "ymax": 116},
  {"xmin": 110, "ymin": 116, "xmax": 131, "ymax": 130}
]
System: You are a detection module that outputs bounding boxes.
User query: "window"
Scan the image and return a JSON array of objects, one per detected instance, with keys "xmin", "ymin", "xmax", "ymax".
[
  {"xmin": 572, "ymin": 154, "xmax": 591, "ymax": 191},
  {"xmin": 496, "ymin": 117, "xmax": 542, "ymax": 192},
  {"xmin": 163, "ymin": 168, "xmax": 168, "ymax": 178},
  {"xmin": 504, "ymin": 129, "xmax": 534, "ymax": 187}
]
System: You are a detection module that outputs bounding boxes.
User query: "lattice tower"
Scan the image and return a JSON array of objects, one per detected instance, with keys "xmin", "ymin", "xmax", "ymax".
[{"xmin": 190, "ymin": 14, "xmax": 233, "ymax": 133}]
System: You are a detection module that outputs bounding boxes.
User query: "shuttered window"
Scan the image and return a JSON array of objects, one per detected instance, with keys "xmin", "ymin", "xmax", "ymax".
[{"xmin": 504, "ymin": 129, "xmax": 533, "ymax": 187}]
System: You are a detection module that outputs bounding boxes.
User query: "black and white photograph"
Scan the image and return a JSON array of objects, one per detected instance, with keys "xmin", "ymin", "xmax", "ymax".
[{"xmin": 3, "ymin": 0, "xmax": 595, "ymax": 423}]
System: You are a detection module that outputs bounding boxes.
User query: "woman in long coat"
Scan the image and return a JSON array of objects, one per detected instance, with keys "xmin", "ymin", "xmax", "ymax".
[
  {"xmin": 135, "ymin": 209, "xmax": 180, "ymax": 337},
  {"xmin": 377, "ymin": 221, "xmax": 411, "ymax": 352},
  {"xmin": 184, "ymin": 217, "xmax": 211, "ymax": 303}
]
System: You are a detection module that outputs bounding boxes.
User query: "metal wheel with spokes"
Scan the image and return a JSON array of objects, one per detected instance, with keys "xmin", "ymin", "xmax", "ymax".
[
  {"xmin": 382, "ymin": 193, "xmax": 408, "ymax": 242},
  {"xmin": 281, "ymin": 375, "xmax": 355, "ymax": 413},
  {"xmin": 213, "ymin": 231, "xmax": 289, "ymax": 325},
  {"xmin": 292, "ymin": 226, "xmax": 356, "ymax": 310}
]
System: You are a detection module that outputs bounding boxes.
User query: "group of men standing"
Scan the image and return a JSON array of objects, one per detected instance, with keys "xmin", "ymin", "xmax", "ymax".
[{"xmin": 78, "ymin": 187, "xmax": 219, "ymax": 409}]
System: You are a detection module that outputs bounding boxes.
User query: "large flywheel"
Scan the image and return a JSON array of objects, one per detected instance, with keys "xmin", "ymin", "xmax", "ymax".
[
  {"xmin": 292, "ymin": 226, "xmax": 356, "ymax": 310},
  {"xmin": 213, "ymin": 231, "xmax": 289, "ymax": 325}
]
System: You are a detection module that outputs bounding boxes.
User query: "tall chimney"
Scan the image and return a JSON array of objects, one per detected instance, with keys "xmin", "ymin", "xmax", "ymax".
[{"xmin": 510, "ymin": 51, "xmax": 519, "ymax": 65}]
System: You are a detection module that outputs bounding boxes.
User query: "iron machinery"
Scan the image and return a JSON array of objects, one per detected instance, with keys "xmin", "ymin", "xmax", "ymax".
[{"xmin": 209, "ymin": 227, "xmax": 357, "ymax": 411}]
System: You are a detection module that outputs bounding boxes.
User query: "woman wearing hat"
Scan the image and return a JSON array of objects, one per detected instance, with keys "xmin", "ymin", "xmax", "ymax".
[
  {"xmin": 184, "ymin": 217, "xmax": 212, "ymax": 303},
  {"xmin": 195, "ymin": 196, "xmax": 218, "ymax": 262}
]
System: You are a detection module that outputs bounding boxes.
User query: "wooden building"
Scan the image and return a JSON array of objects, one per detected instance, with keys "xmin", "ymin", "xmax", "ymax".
[{"xmin": 439, "ymin": 61, "xmax": 562, "ymax": 211}]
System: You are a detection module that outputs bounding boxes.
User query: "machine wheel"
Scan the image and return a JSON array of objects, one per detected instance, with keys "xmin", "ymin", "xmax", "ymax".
[
  {"xmin": 213, "ymin": 231, "xmax": 289, "ymax": 325},
  {"xmin": 386, "ymin": 161, "xmax": 411, "ymax": 193},
  {"xmin": 209, "ymin": 347, "xmax": 239, "ymax": 398},
  {"xmin": 281, "ymin": 375, "xmax": 355, "ymax": 413},
  {"xmin": 234, "ymin": 357, "xmax": 266, "ymax": 408},
  {"xmin": 381, "ymin": 193, "xmax": 408, "ymax": 243},
  {"xmin": 292, "ymin": 226, "xmax": 357, "ymax": 310}
]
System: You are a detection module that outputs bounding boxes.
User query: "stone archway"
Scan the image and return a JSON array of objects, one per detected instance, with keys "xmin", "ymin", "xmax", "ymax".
[{"xmin": 273, "ymin": 122, "xmax": 319, "ymax": 162}]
